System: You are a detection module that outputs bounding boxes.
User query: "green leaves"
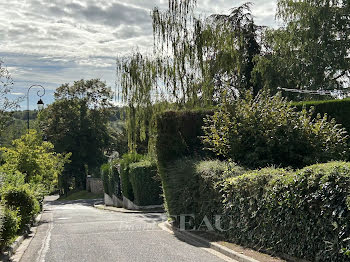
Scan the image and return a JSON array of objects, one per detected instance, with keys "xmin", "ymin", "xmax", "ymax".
[
  {"xmin": 117, "ymin": 2, "xmax": 265, "ymax": 153},
  {"xmin": 202, "ymin": 90, "xmax": 349, "ymax": 168},
  {"xmin": 39, "ymin": 79, "xmax": 112, "ymax": 191},
  {"xmin": 0, "ymin": 130, "xmax": 70, "ymax": 190},
  {"xmin": 221, "ymin": 162, "xmax": 350, "ymax": 261},
  {"xmin": 257, "ymin": 0, "xmax": 350, "ymax": 96}
]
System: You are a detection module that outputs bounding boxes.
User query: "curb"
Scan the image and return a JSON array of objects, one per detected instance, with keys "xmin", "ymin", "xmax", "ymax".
[
  {"xmin": 0, "ymin": 213, "xmax": 42, "ymax": 262},
  {"xmin": 94, "ymin": 203, "xmax": 164, "ymax": 214},
  {"xmin": 159, "ymin": 221, "xmax": 260, "ymax": 262}
]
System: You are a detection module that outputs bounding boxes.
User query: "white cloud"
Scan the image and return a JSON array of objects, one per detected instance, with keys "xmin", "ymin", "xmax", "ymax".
[{"xmin": 0, "ymin": 0, "xmax": 278, "ymax": 109}]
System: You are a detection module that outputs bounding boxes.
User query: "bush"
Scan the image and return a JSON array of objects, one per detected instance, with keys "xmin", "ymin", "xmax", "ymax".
[
  {"xmin": 101, "ymin": 161, "xmax": 121, "ymax": 198},
  {"xmin": 156, "ymin": 110, "xmax": 214, "ymax": 164},
  {"xmin": 2, "ymin": 186, "xmax": 40, "ymax": 231},
  {"xmin": 202, "ymin": 90, "xmax": 349, "ymax": 168},
  {"xmin": 221, "ymin": 162, "xmax": 350, "ymax": 261},
  {"xmin": 129, "ymin": 160, "xmax": 163, "ymax": 206},
  {"xmin": 294, "ymin": 98, "xmax": 350, "ymax": 135},
  {"xmin": 159, "ymin": 157, "xmax": 244, "ymax": 227},
  {"xmin": 119, "ymin": 153, "xmax": 144, "ymax": 201},
  {"xmin": 0, "ymin": 207, "xmax": 20, "ymax": 248}
]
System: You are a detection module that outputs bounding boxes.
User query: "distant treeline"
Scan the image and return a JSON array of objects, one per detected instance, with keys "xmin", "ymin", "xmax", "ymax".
[{"xmin": 11, "ymin": 106, "xmax": 126, "ymax": 122}]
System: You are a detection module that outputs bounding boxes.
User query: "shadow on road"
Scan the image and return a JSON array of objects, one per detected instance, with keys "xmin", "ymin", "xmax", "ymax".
[{"xmin": 44, "ymin": 196, "xmax": 103, "ymax": 208}]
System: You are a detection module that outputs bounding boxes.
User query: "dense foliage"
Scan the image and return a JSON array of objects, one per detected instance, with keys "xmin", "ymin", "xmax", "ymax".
[
  {"xmin": 157, "ymin": 157, "xmax": 350, "ymax": 260},
  {"xmin": 0, "ymin": 207, "xmax": 20, "ymax": 247},
  {"xmin": 39, "ymin": 79, "xmax": 113, "ymax": 192},
  {"xmin": 222, "ymin": 162, "xmax": 350, "ymax": 261},
  {"xmin": 101, "ymin": 161, "xmax": 121, "ymax": 198},
  {"xmin": 156, "ymin": 110, "xmax": 213, "ymax": 164},
  {"xmin": 0, "ymin": 130, "xmax": 70, "ymax": 189},
  {"xmin": 159, "ymin": 158, "xmax": 244, "ymax": 226},
  {"xmin": 129, "ymin": 160, "xmax": 162, "ymax": 206},
  {"xmin": 202, "ymin": 90, "xmax": 349, "ymax": 168},
  {"xmin": 294, "ymin": 98, "xmax": 350, "ymax": 136},
  {"xmin": 1, "ymin": 185, "xmax": 40, "ymax": 231},
  {"xmin": 117, "ymin": 1, "xmax": 264, "ymax": 152},
  {"xmin": 119, "ymin": 153, "xmax": 144, "ymax": 201},
  {"xmin": 0, "ymin": 131, "xmax": 69, "ymax": 248}
]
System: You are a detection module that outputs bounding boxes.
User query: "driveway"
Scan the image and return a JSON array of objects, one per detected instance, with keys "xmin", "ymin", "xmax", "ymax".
[{"xmin": 17, "ymin": 196, "xmax": 234, "ymax": 262}]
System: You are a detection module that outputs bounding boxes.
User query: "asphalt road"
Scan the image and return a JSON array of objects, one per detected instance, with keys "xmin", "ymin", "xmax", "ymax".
[{"xmin": 17, "ymin": 196, "xmax": 233, "ymax": 262}]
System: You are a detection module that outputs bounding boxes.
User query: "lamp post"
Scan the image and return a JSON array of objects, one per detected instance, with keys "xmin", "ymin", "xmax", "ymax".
[{"xmin": 27, "ymin": 84, "xmax": 45, "ymax": 134}]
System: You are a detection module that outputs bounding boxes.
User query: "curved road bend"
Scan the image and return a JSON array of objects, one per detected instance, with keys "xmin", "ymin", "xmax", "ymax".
[{"xmin": 17, "ymin": 196, "xmax": 236, "ymax": 262}]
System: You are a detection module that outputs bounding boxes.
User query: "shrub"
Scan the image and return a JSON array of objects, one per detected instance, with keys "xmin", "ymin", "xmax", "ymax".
[
  {"xmin": 101, "ymin": 161, "xmax": 121, "ymax": 198},
  {"xmin": 2, "ymin": 185, "xmax": 40, "ymax": 231},
  {"xmin": 294, "ymin": 98, "xmax": 350, "ymax": 135},
  {"xmin": 159, "ymin": 157, "xmax": 244, "ymax": 227},
  {"xmin": 0, "ymin": 207, "xmax": 20, "ymax": 248},
  {"xmin": 156, "ymin": 110, "xmax": 214, "ymax": 164},
  {"xmin": 101, "ymin": 163, "xmax": 113, "ymax": 197},
  {"xmin": 202, "ymin": 90, "xmax": 349, "ymax": 168},
  {"xmin": 221, "ymin": 162, "xmax": 350, "ymax": 261},
  {"xmin": 119, "ymin": 153, "xmax": 144, "ymax": 201},
  {"xmin": 129, "ymin": 160, "xmax": 163, "ymax": 206}
]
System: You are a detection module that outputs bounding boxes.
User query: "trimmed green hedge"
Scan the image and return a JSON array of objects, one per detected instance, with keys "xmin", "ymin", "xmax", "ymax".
[
  {"xmin": 222, "ymin": 162, "xmax": 350, "ymax": 261},
  {"xmin": 101, "ymin": 161, "xmax": 121, "ymax": 198},
  {"xmin": 160, "ymin": 160, "xmax": 350, "ymax": 261},
  {"xmin": 159, "ymin": 157, "xmax": 244, "ymax": 226},
  {"xmin": 294, "ymin": 98, "xmax": 350, "ymax": 134},
  {"xmin": 120, "ymin": 153, "xmax": 144, "ymax": 201},
  {"xmin": 129, "ymin": 160, "xmax": 163, "ymax": 206},
  {"xmin": 156, "ymin": 110, "xmax": 213, "ymax": 164}
]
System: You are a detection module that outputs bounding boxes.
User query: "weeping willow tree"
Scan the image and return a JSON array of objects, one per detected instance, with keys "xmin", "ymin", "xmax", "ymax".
[{"xmin": 117, "ymin": 0, "xmax": 264, "ymax": 153}]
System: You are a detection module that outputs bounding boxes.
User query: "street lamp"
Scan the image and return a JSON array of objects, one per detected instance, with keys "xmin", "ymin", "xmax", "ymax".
[{"xmin": 27, "ymin": 84, "xmax": 45, "ymax": 133}]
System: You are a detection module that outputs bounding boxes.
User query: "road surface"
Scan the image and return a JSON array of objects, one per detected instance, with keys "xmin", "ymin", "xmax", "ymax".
[{"xmin": 16, "ymin": 196, "xmax": 234, "ymax": 262}]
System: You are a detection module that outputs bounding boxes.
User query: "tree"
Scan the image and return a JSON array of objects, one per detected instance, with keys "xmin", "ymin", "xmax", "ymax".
[
  {"xmin": 0, "ymin": 130, "xmax": 70, "ymax": 190},
  {"xmin": 39, "ymin": 79, "xmax": 113, "ymax": 193},
  {"xmin": 117, "ymin": 1, "xmax": 264, "ymax": 152},
  {"xmin": 255, "ymin": 0, "xmax": 350, "ymax": 98},
  {"xmin": 0, "ymin": 60, "xmax": 21, "ymax": 132}
]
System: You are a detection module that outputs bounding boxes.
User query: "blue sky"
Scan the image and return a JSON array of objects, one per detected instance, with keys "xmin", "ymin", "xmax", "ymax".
[{"xmin": 0, "ymin": 0, "xmax": 278, "ymax": 110}]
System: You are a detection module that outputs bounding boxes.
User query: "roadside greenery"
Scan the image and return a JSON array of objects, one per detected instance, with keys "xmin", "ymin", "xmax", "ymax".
[
  {"xmin": 129, "ymin": 160, "xmax": 162, "ymax": 206},
  {"xmin": 0, "ymin": 130, "xmax": 70, "ymax": 189},
  {"xmin": 0, "ymin": 131, "xmax": 70, "ymax": 248},
  {"xmin": 39, "ymin": 79, "xmax": 114, "ymax": 193},
  {"xmin": 202, "ymin": 90, "xmax": 349, "ymax": 168},
  {"xmin": 119, "ymin": 153, "xmax": 144, "ymax": 201},
  {"xmin": 101, "ymin": 160, "xmax": 121, "ymax": 198},
  {"xmin": 117, "ymin": 1, "xmax": 264, "ymax": 152}
]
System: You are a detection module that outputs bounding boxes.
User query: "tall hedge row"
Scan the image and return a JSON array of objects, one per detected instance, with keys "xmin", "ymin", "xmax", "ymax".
[
  {"xmin": 160, "ymin": 158, "xmax": 244, "ymax": 227},
  {"xmin": 155, "ymin": 110, "xmax": 213, "ymax": 164},
  {"xmin": 119, "ymin": 153, "xmax": 144, "ymax": 201},
  {"xmin": 101, "ymin": 161, "xmax": 121, "ymax": 198},
  {"xmin": 129, "ymin": 160, "xmax": 162, "ymax": 206},
  {"xmin": 155, "ymin": 109, "xmax": 350, "ymax": 261},
  {"xmin": 294, "ymin": 98, "xmax": 350, "ymax": 133},
  {"xmin": 156, "ymin": 110, "xmax": 214, "ymax": 216},
  {"xmin": 222, "ymin": 162, "xmax": 350, "ymax": 261}
]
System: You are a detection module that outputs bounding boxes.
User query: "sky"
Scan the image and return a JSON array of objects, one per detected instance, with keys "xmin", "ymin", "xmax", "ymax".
[{"xmin": 0, "ymin": 0, "xmax": 278, "ymax": 109}]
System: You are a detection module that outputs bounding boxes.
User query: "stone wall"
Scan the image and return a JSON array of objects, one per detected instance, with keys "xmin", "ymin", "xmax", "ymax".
[{"xmin": 86, "ymin": 177, "xmax": 104, "ymax": 194}]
